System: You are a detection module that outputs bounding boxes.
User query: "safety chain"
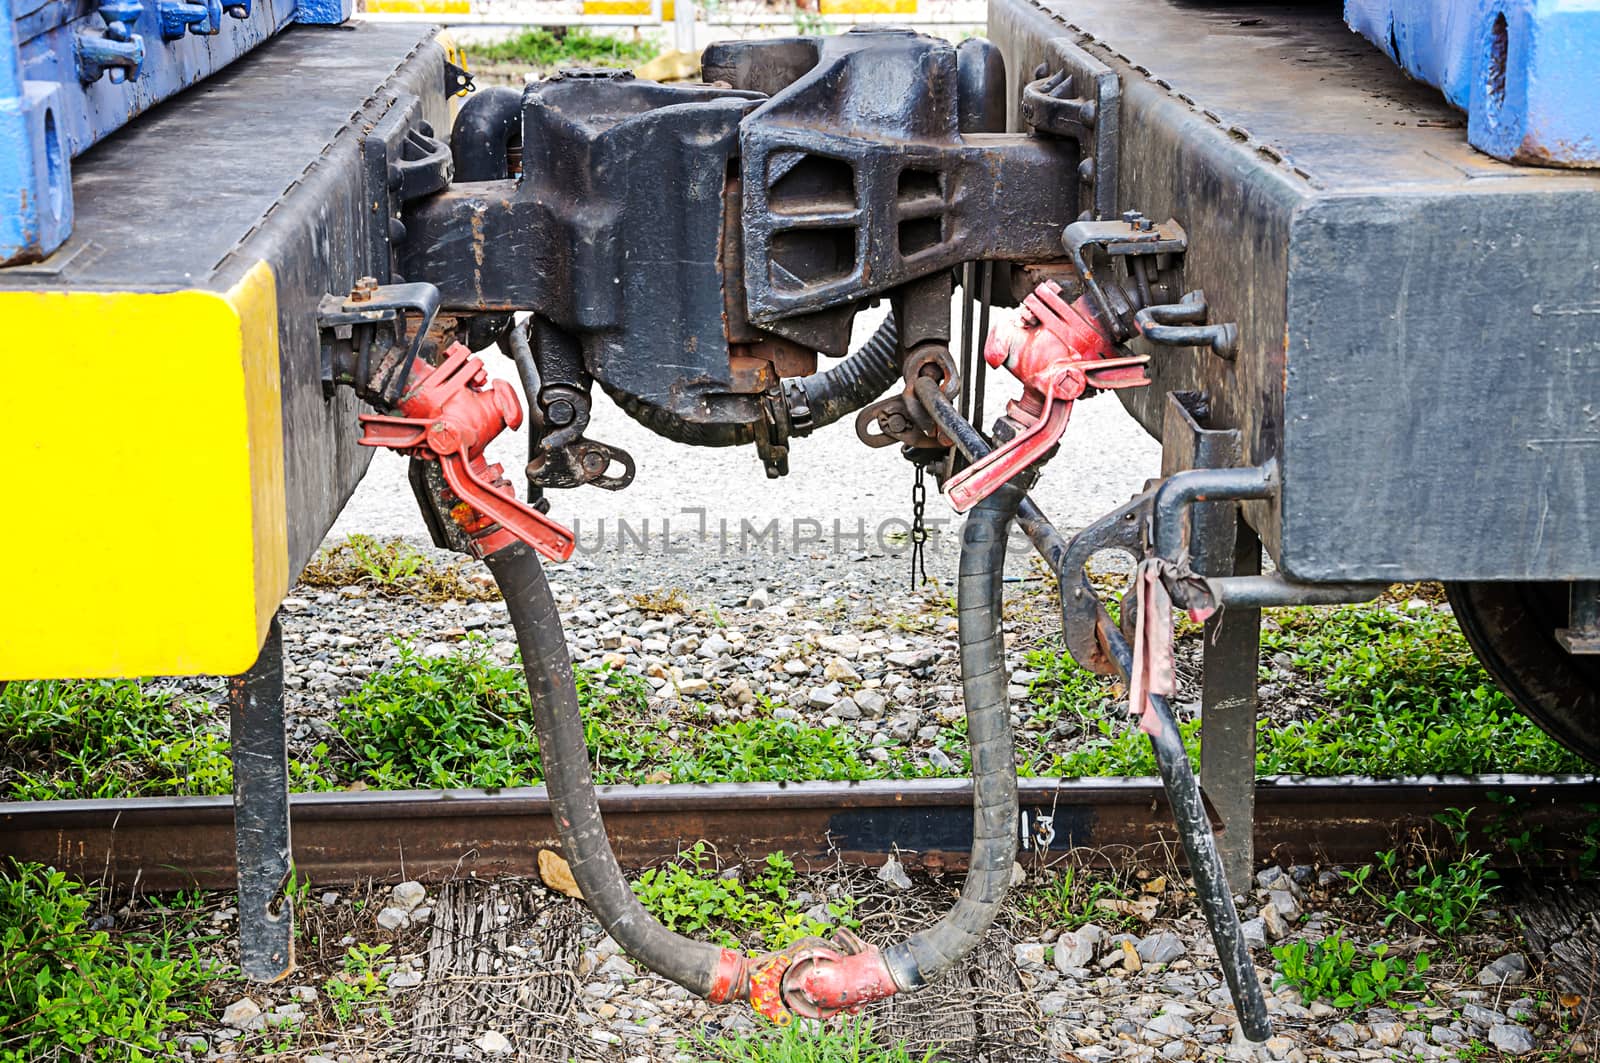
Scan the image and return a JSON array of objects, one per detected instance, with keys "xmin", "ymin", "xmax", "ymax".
[{"xmin": 910, "ymin": 460, "xmax": 929, "ymax": 592}]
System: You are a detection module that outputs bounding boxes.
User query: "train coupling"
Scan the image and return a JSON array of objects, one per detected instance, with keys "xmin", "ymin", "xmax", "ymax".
[
  {"xmin": 358, "ymin": 343, "xmax": 576, "ymax": 562},
  {"xmin": 708, "ymin": 930, "xmax": 902, "ymax": 1026},
  {"xmin": 946, "ymin": 279, "xmax": 1150, "ymax": 511}
]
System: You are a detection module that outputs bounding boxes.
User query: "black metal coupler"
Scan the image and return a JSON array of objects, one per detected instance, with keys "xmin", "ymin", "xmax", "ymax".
[{"xmin": 399, "ymin": 29, "xmax": 1079, "ymax": 444}]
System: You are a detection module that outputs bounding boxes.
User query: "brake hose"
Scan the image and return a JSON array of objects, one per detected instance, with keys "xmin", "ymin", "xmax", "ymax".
[{"xmin": 482, "ymin": 475, "xmax": 1024, "ymax": 1020}]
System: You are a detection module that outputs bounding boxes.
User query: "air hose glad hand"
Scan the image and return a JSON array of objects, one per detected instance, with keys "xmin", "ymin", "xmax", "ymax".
[
  {"xmin": 707, "ymin": 930, "xmax": 902, "ymax": 1026},
  {"xmin": 359, "ymin": 343, "xmax": 576, "ymax": 561},
  {"xmin": 945, "ymin": 280, "xmax": 1151, "ymax": 512}
]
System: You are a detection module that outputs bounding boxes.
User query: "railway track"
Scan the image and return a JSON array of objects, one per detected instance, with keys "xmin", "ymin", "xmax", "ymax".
[{"xmin": 4, "ymin": 774, "xmax": 1595, "ymax": 891}]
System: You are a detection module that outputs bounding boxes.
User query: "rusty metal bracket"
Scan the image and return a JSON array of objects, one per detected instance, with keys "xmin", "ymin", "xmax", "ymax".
[
  {"xmin": 1063, "ymin": 215, "xmax": 1187, "ymax": 343},
  {"xmin": 229, "ymin": 613, "xmax": 294, "ymax": 983},
  {"xmin": 527, "ymin": 438, "xmax": 636, "ymax": 491},
  {"xmin": 755, "ymin": 384, "xmax": 792, "ymax": 478},
  {"xmin": 361, "ymin": 94, "xmax": 453, "ymax": 285},
  {"xmin": 317, "ymin": 279, "xmax": 442, "ymax": 406},
  {"xmin": 1058, "ymin": 487, "xmax": 1156, "ymax": 675},
  {"xmin": 856, "ymin": 394, "xmax": 927, "ymax": 449},
  {"xmin": 1023, "ymin": 37, "xmax": 1121, "ymax": 221}
]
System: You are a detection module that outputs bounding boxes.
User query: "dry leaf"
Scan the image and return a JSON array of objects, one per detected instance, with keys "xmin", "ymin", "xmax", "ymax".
[
  {"xmin": 1097, "ymin": 896, "xmax": 1159, "ymax": 923},
  {"xmin": 538, "ymin": 849, "xmax": 584, "ymax": 899}
]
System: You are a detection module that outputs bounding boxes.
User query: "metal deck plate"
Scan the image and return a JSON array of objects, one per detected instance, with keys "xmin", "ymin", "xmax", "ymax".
[{"xmin": 0, "ymin": 21, "xmax": 440, "ymax": 292}]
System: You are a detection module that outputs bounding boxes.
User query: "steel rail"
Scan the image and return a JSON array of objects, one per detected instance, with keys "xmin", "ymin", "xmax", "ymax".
[{"xmin": 2, "ymin": 776, "xmax": 1595, "ymax": 891}]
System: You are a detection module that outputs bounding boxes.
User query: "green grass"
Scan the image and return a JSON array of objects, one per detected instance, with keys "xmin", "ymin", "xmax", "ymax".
[
  {"xmin": 666, "ymin": 717, "xmax": 885, "ymax": 784},
  {"xmin": 0, "ymin": 860, "xmax": 219, "ymax": 1062},
  {"xmin": 686, "ymin": 1016, "xmax": 937, "ymax": 1063},
  {"xmin": 1022, "ymin": 599, "xmax": 1586, "ymax": 778},
  {"xmin": 8, "ymin": 596, "xmax": 1585, "ymax": 803},
  {"xmin": 1020, "ymin": 644, "xmax": 1190, "ymax": 778},
  {"xmin": 301, "ymin": 534, "xmax": 496, "ymax": 602},
  {"xmin": 633, "ymin": 845, "xmax": 856, "ymax": 950},
  {"xmin": 464, "ymin": 28, "xmax": 659, "ymax": 69},
  {"xmin": 332, "ymin": 638, "xmax": 924, "ymax": 790},
  {"xmin": 1018, "ymin": 865, "xmax": 1140, "ymax": 931},
  {"xmin": 1272, "ymin": 931, "xmax": 1431, "ymax": 1011},
  {"xmin": 0, "ymin": 638, "xmax": 934, "ymax": 800},
  {"xmin": 1344, "ymin": 809, "xmax": 1500, "ymax": 935},
  {"xmin": 1255, "ymin": 603, "xmax": 1583, "ymax": 776},
  {"xmin": 0, "ymin": 679, "xmax": 331, "ymax": 800},
  {"xmin": 336, "ymin": 639, "xmax": 547, "ymax": 790},
  {"xmin": 323, "ymin": 943, "xmax": 394, "ymax": 1025}
]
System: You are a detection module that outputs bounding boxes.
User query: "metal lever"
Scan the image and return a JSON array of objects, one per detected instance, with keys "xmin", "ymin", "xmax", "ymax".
[
  {"xmin": 360, "ymin": 344, "xmax": 577, "ymax": 561},
  {"xmin": 945, "ymin": 280, "xmax": 1148, "ymax": 511}
]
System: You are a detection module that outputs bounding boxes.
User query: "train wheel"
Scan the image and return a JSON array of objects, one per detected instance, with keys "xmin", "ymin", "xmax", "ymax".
[{"xmin": 1445, "ymin": 581, "xmax": 1600, "ymax": 767}]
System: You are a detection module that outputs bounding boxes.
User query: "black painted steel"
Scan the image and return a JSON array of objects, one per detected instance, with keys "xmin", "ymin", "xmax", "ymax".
[
  {"xmin": 1098, "ymin": 617, "xmax": 1273, "ymax": 1041},
  {"xmin": 988, "ymin": 0, "xmax": 1600, "ymax": 584},
  {"xmin": 403, "ymin": 29, "xmax": 1078, "ymax": 453},
  {"xmin": 0, "ymin": 24, "xmax": 452, "ymax": 579},
  {"xmin": 1019, "ymin": 36, "xmax": 1118, "ymax": 221},
  {"xmin": 229, "ymin": 614, "xmax": 294, "ymax": 983}
]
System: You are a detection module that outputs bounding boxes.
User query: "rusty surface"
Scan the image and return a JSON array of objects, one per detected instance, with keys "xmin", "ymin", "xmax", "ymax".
[{"xmin": 4, "ymin": 777, "xmax": 1598, "ymax": 891}]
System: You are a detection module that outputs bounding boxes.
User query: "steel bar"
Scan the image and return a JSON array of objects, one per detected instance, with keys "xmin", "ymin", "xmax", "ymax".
[
  {"xmin": 1091, "ymin": 600, "xmax": 1271, "ymax": 1039},
  {"xmin": 913, "ymin": 376, "xmax": 1070, "ymax": 568},
  {"xmin": 2, "ymin": 777, "xmax": 1596, "ymax": 892},
  {"xmin": 972, "ymin": 263, "xmax": 992, "ymax": 438},
  {"xmin": 1201, "ymin": 527, "xmax": 1263, "ymax": 898},
  {"xmin": 229, "ymin": 615, "xmax": 295, "ymax": 982},
  {"xmin": 1210, "ymin": 575, "xmax": 1386, "ymax": 609},
  {"xmin": 1152, "ymin": 463, "xmax": 1278, "ymax": 561}
]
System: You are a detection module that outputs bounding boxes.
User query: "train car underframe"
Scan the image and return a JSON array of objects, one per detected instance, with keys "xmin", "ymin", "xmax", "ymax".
[{"xmin": 3, "ymin": 0, "xmax": 1598, "ymax": 1048}]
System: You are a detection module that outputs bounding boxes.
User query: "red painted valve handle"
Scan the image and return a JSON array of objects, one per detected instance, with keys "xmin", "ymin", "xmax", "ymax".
[
  {"xmin": 359, "ymin": 344, "xmax": 576, "ymax": 562},
  {"xmin": 945, "ymin": 282, "xmax": 1151, "ymax": 511}
]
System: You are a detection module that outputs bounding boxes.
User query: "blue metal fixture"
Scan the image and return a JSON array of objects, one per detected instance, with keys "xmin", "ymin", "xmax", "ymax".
[{"xmin": 1346, "ymin": 0, "xmax": 1599, "ymax": 167}]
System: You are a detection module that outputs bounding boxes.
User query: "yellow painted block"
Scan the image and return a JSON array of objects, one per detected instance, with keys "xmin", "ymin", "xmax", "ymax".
[
  {"xmin": 818, "ymin": 0, "xmax": 915, "ymax": 11},
  {"xmin": 583, "ymin": 0, "xmax": 674, "ymax": 19},
  {"xmin": 366, "ymin": 0, "xmax": 470, "ymax": 13},
  {"xmin": 0, "ymin": 262, "xmax": 287, "ymax": 679}
]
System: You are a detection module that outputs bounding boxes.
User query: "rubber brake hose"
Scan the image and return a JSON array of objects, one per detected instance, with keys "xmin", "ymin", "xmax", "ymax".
[{"xmin": 482, "ymin": 474, "xmax": 1024, "ymax": 1018}]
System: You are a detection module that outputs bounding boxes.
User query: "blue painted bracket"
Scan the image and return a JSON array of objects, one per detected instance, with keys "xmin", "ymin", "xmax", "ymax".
[
  {"xmin": 2, "ymin": 0, "xmax": 351, "ymax": 265},
  {"xmin": 1346, "ymin": 0, "xmax": 1600, "ymax": 168}
]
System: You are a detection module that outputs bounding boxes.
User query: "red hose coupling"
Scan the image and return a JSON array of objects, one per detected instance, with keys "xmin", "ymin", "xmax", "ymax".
[
  {"xmin": 705, "ymin": 936, "xmax": 899, "ymax": 1025},
  {"xmin": 706, "ymin": 948, "xmax": 749, "ymax": 1007},
  {"xmin": 359, "ymin": 343, "xmax": 575, "ymax": 561},
  {"xmin": 946, "ymin": 281, "xmax": 1151, "ymax": 513},
  {"xmin": 780, "ymin": 943, "xmax": 899, "ymax": 1020}
]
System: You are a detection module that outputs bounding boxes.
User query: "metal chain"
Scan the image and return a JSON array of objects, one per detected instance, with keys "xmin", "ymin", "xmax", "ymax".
[{"xmin": 910, "ymin": 461, "xmax": 929, "ymax": 592}]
